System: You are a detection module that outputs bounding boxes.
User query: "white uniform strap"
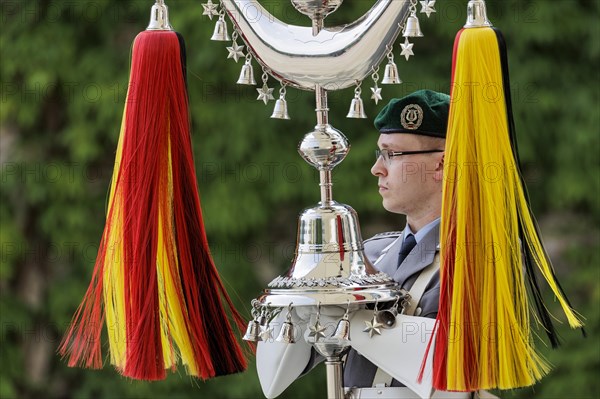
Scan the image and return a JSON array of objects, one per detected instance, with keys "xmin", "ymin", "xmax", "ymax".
[
  {"xmin": 372, "ymin": 367, "xmax": 393, "ymax": 388},
  {"xmin": 371, "ymin": 253, "xmax": 441, "ymax": 389},
  {"xmin": 403, "ymin": 252, "xmax": 440, "ymax": 316}
]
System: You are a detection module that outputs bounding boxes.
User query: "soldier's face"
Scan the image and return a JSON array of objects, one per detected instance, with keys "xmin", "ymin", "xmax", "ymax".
[{"xmin": 371, "ymin": 133, "xmax": 444, "ymax": 217}]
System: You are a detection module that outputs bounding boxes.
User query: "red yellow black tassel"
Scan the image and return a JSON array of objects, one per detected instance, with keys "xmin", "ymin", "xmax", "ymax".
[
  {"xmin": 58, "ymin": 24, "xmax": 247, "ymax": 380},
  {"xmin": 429, "ymin": 23, "xmax": 583, "ymax": 392}
]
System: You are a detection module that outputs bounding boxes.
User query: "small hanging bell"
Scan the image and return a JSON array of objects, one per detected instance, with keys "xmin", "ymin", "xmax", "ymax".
[
  {"xmin": 331, "ymin": 313, "xmax": 351, "ymax": 343},
  {"xmin": 276, "ymin": 305, "xmax": 296, "ymax": 344},
  {"xmin": 381, "ymin": 53, "xmax": 402, "ymax": 85},
  {"xmin": 271, "ymin": 97, "xmax": 290, "ymax": 120},
  {"xmin": 403, "ymin": 11, "xmax": 424, "ymax": 37},
  {"xmin": 242, "ymin": 319, "xmax": 262, "ymax": 342},
  {"xmin": 271, "ymin": 86, "xmax": 290, "ymax": 119},
  {"xmin": 237, "ymin": 56, "xmax": 256, "ymax": 85},
  {"xmin": 276, "ymin": 321, "xmax": 295, "ymax": 343},
  {"xmin": 347, "ymin": 96, "xmax": 367, "ymax": 118},
  {"xmin": 376, "ymin": 306, "xmax": 399, "ymax": 328},
  {"xmin": 347, "ymin": 84, "xmax": 367, "ymax": 119},
  {"xmin": 211, "ymin": 15, "xmax": 230, "ymax": 41}
]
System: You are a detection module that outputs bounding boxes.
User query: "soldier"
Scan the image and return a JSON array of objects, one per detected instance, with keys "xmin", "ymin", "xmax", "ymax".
[
  {"xmin": 256, "ymin": 90, "xmax": 495, "ymax": 398},
  {"xmin": 343, "ymin": 89, "xmax": 449, "ymax": 394}
]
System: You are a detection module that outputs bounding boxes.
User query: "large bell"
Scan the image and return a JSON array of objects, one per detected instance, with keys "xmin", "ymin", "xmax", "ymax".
[
  {"xmin": 331, "ymin": 314, "xmax": 351, "ymax": 343},
  {"xmin": 346, "ymin": 95, "xmax": 367, "ymax": 119},
  {"xmin": 210, "ymin": 16, "xmax": 230, "ymax": 41},
  {"xmin": 261, "ymin": 199, "xmax": 399, "ymax": 307},
  {"xmin": 276, "ymin": 321, "xmax": 296, "ymax": 344},
  {"xmin": 258, "ymin": 117, "xmax": 399, "ymax": 308},
  {"xmin": 381, "ymin": 61, "xmax": 402, "ymax": 84},
  {"xmin": 403, "ymin": 11, "xmax": 423, "ymax": 37},
  {"xmin": 237, "ymin": 59, "xmax": 256, "ymax": 85},
  {"xmin": 271, "ymin": 97, "xmax": 290, "ymax": 119},
  {"xmin": 242, "ymin": 320, "xmax": 262, "ymax": 342}
]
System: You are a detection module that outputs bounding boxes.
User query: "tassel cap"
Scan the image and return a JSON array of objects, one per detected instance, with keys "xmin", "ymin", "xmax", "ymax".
[
  {"xmin": 147, "ymin": 0, "xmax": 173, "ymax": 31},
  {"xmin": 464, "ymin": 0, "xmax": 492, "ymax": 28}
]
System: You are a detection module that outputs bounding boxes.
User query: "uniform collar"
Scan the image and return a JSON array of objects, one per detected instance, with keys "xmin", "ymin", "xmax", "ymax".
[
  {"xmin": 402, "ymin": 217, "xmax": 440, "ymax": 244},
  {"xmin": 377, "ymin": 220, "xmax": 441, "ymax": 287}
]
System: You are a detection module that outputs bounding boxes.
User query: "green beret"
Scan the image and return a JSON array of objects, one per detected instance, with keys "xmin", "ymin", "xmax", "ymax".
[{"xmin": 374, "ymin": 89, "xmax": 450, "ymax": 138}]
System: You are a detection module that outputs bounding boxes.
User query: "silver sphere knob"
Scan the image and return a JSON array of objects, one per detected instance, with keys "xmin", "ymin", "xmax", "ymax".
[{"xmin": 298, "ymin": 124, "xmax": 349, "ymax": 170}]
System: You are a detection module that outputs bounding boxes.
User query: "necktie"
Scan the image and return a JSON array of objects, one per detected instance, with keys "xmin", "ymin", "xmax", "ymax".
[{"xmin": 397, "ymin": 233, "xmax": 417, "ymax": 266}]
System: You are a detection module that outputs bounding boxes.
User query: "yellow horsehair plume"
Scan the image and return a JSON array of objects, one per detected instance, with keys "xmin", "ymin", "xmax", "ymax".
[{"xmin": 432, "ymin": 26, "xmax": 583, "ymax": 392}]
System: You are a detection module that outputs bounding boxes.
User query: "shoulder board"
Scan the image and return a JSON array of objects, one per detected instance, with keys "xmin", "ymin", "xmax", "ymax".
[{"xmin": 365, "ymin": 231, "xmax": 402, "ymax": 242}]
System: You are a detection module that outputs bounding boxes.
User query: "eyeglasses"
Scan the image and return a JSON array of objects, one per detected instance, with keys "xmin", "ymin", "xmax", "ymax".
[{"xmin": 375, "ymin": 149, "xmax": 444, "ymax": 164}]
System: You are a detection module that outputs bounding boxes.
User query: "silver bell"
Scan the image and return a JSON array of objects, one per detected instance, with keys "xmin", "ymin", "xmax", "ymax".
[
  {"xmin": 346, "ymin": 95, "xmax": 367, "ymax": 119},
  {"xmin": 376, "ymin": 307, "xmax": 399, "ymax": 328},
  {"xmin": 210, "ymin": 16, "xmax": 230, "ymax": 41},
  {"xmin": 271, "ymin": 97, "xmax": 290, "ymax": 119},
  {"xmin": 237, "ymin": 58, "xmax": 256, "ymax": 85},
  {"xmin": 381, "ymin": 61, "xmax": 402, "ymax": 85},
  {"xmin": 331, "ymin": 314, "xmax": 351, "ymax": 343},
  {"xmin": 242, "ymin": 320, "xmax": 262, "ymax": 342},
  {"xmin": 275, "ymin": 321, "xmax": 296, "ymax": 344},
  {"xmin": 403, "ymin": 11, "xmax": 423, "ymax": 37}
]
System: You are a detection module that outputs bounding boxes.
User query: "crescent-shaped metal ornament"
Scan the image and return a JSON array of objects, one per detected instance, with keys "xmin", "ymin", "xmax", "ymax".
[{"xmin": 221, "ymin": 0, "xmax": 411, "ymax": 91}]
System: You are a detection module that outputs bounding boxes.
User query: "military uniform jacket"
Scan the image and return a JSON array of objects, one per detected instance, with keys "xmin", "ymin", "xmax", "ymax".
[{"xmin": 343, "ymin": 221, "xmax": 441, "ymax": 388}]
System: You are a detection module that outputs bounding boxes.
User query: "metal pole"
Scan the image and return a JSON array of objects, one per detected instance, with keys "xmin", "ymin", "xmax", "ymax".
[
  {"xmin": 315, "ymin": 85, "xmax": 334, "ymax": 207},
  {"xmin": 319, "ymin": 169, "xmax": 333, "ymax": 207},
  {"xmin": 315, "ymin": 85, "xmax": 329, "ymax": 126},
  {"xmin": 325, "ymin": 356, "xmax": 345, "ymax": 399}
]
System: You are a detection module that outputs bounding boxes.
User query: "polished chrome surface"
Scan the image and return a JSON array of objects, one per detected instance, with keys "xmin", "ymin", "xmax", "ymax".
[
  {"xmin": 294, "ymin": 203, "xmax": 363, "ymax": 265},
  {"xmin": 242, "ymin": 320, "xmax": 261, "ymax": 341},
  {"xmin": 210, "ymin": 15, "xmax": 231, "ymax": 41},
  {"xmin": 346, "ymin": 95, "xmax": 367, "ymax": 119},
  {"xmin": 319, "ymin": 170, "xmax": 334, "ymax": 206},
  {"xmin": 221, "ymin": 0, "xmax": 410, "ymax": 90},
  {"xmin": 260, "ymin": 284, "xmax": 399, "ymax": 307},
  {"xmin": 376, "ymin": 307, "xmax": 398, "ymax": 328},
  {"xmin": 271, "ymin": 97, "xmax": 290, "ymax": 119},
  {"xmin": 146, "ymin": 0, "xmax": 173, "ymax": 31},
  {"xmin": 331, "ymin": 314, "xmax": 351, "ymax": 343},
  {"xmin": 257, "ymin": 201, "xmax": 399, "ymax": 307},
  {"xmin": 464, "ymin": 0, "xmax": 492, "ymax": 28},
  {"xmin": 236, "ymin": 57, "xmax": 256, "ymax": 85},
  {"xmin": 290, "ymin": 0, "xmax": 344, "ymax": 35},
  {"xmin": 322, "ymin": 358, "xmax": 346, "ymax": 399},
  {"xmin": 297, "ymin": 88, "xmax": 349, "ymax": 174},
  {"xmin": 276, "ymin": 321, "xmax": 296, "ymax": 343},
  {"xmin": 267, "ymin": 272, "xmax": 392, "ymax": 289},
  {"xmin": 298, "ymin": 126, "xmax": 349, "ymax": 171},
  {"xmin": 381, "ymin": 61, "xmax": 401, "ymax": 84},
  {"xmin": 402, "ymin": 11, "xmax": 424, "ymax": 37}
]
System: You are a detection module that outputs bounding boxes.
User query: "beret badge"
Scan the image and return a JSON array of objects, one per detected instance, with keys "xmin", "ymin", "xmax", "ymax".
[{"xmin": 400, "ymin": 104, "xmax": 424, "ymax": 130}]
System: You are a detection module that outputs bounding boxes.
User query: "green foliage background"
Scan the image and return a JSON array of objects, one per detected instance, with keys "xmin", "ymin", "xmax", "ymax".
[{"xmin": 1, "ymin": 0, "xmax": 598, "ymax": 398}]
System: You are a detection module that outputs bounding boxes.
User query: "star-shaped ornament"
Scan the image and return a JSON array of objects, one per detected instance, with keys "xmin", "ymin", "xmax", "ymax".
[
  {"xmin": 400, "ymin": 38, "xmax": 414, "ymax": 61},
  {"xmin": 202, "ymin": 0, "xmax": 219, "ymax": 20},
  {"xmin": 256, "ymin": 84, "xmax": 274, "ymax": 105},
  {"xmin": 363, "ymin": 316, "xmax": 383, "ymax": 338},
  {"xmin": 370, "ymin": 86, "xmax": 382, "ymax": 104},
  {"xmin": 308, "ymin": 320, "xmax": 327, "ymax": 342},
  {"xmin": 420, "ymin": 0, "xmax": 436, "ymax": 18},
  {"xmin": 259, "ymin": 325, "xmax": 273, "ymax": 341},
  {"xmin": 226, "ymin": 41, "xmax": 245, "ymax": 63}
]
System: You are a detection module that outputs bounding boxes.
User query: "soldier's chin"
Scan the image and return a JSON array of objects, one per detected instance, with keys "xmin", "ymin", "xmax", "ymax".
[
  {"xmin": 381, "ymin": 198, "xmax": 397, "ymax": 213},
  {"xmin": 381, "ymin": 199, "xmax": 405, "ymax": 215}
]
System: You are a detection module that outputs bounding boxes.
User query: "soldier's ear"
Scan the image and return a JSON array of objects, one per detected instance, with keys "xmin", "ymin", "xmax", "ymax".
[
  {"xmin": 433, "ymin": 153, "xmax": 444, "ymax": 182},
  {"xmin": 436, "ymin": 153, "xmax": 445, "ymax": 170}
]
